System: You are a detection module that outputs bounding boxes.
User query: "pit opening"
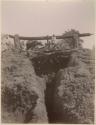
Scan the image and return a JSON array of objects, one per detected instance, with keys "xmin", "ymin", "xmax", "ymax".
[
  {"xmin": 31, "ymin": 54, "xmax": 70, "ymax": 123},
  {"xmin": 31, "ymin": 53, "xmax": 70, "ymax": 75}
]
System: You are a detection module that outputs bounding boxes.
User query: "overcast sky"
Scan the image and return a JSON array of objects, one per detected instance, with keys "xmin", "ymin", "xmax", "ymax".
[{"xmin": 1, "ymin": 0, "xmax": 95, "ymax": 48}]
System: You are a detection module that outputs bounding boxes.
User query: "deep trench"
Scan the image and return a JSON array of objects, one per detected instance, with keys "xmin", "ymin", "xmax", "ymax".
[{"xmin": 31, "ymin": 56, "xmax": 70, "ymax": 123}]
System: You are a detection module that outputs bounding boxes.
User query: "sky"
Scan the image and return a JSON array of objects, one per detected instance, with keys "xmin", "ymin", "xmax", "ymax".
[{"xmin": 1, "ymin": 0, "xmax": 95, "ymax": 48}]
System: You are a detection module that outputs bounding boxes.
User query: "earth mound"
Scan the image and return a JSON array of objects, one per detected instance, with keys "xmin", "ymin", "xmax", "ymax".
[
  {"xmin": 1, "ymin": 50, "xmax": 48, "ymax": 123},
  {"xmin": 53, "ymin": 64, "xmax": 94, "ymax": 124}
]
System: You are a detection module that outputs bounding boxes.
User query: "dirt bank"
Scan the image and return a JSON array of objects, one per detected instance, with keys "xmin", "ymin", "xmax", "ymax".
[
  {"xmin": 53, "ymin": 64, "xmax": 94, "ymax": 124},
  {"xmin": 1, "ymin": 50, "xmax": 48, "ymax": 123}
]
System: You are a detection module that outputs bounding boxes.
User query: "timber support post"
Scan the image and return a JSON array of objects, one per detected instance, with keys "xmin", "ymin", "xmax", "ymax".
[
  {"xmin": 73, "ymin": 33, "xmax": 79, "ymax": 49},
  {"xmin": 14, "ymin": 34, "xmax": 22, "ymax": 51},
  {"xmin": 68, "ymin": 33, "xmax": 79, "ymax": 66},
  {"xmin": 46, "ymin": 35, "xmax": 50, "ymax": 49}
]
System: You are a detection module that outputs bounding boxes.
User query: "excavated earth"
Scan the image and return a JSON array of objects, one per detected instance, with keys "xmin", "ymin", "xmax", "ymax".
[
  {"xmin": 1, "ymin": 50, "xmax": 48, "ymax": 123},
  {"xmin": 53, "ymin": 65, "xmax": 94, "ymax": 124},
  {"xmin": 1, "ymin": 48, "xmax": 95, "ymax": 124}
]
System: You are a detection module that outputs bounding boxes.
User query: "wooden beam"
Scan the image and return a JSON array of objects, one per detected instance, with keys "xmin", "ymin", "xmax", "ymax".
[{"xmin": 9, "ymin": 33, "xmax": 92, "ymax": 41}]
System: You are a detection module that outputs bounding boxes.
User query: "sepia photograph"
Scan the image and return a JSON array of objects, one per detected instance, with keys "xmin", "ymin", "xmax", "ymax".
[{"xmin": 1, "ymin": 0, "xmax": 95, "ymax": 124}]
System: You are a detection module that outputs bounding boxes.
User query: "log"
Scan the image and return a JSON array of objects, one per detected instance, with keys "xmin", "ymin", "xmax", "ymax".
[{"xmin": 9, "ymin": 33, "xmax": 92, "ymax": 41}]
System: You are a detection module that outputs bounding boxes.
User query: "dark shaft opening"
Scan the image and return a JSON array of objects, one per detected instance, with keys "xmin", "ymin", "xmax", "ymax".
[{"xmin": 31, "ymin": 55, "xmax": 70, "ymax": 123}]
